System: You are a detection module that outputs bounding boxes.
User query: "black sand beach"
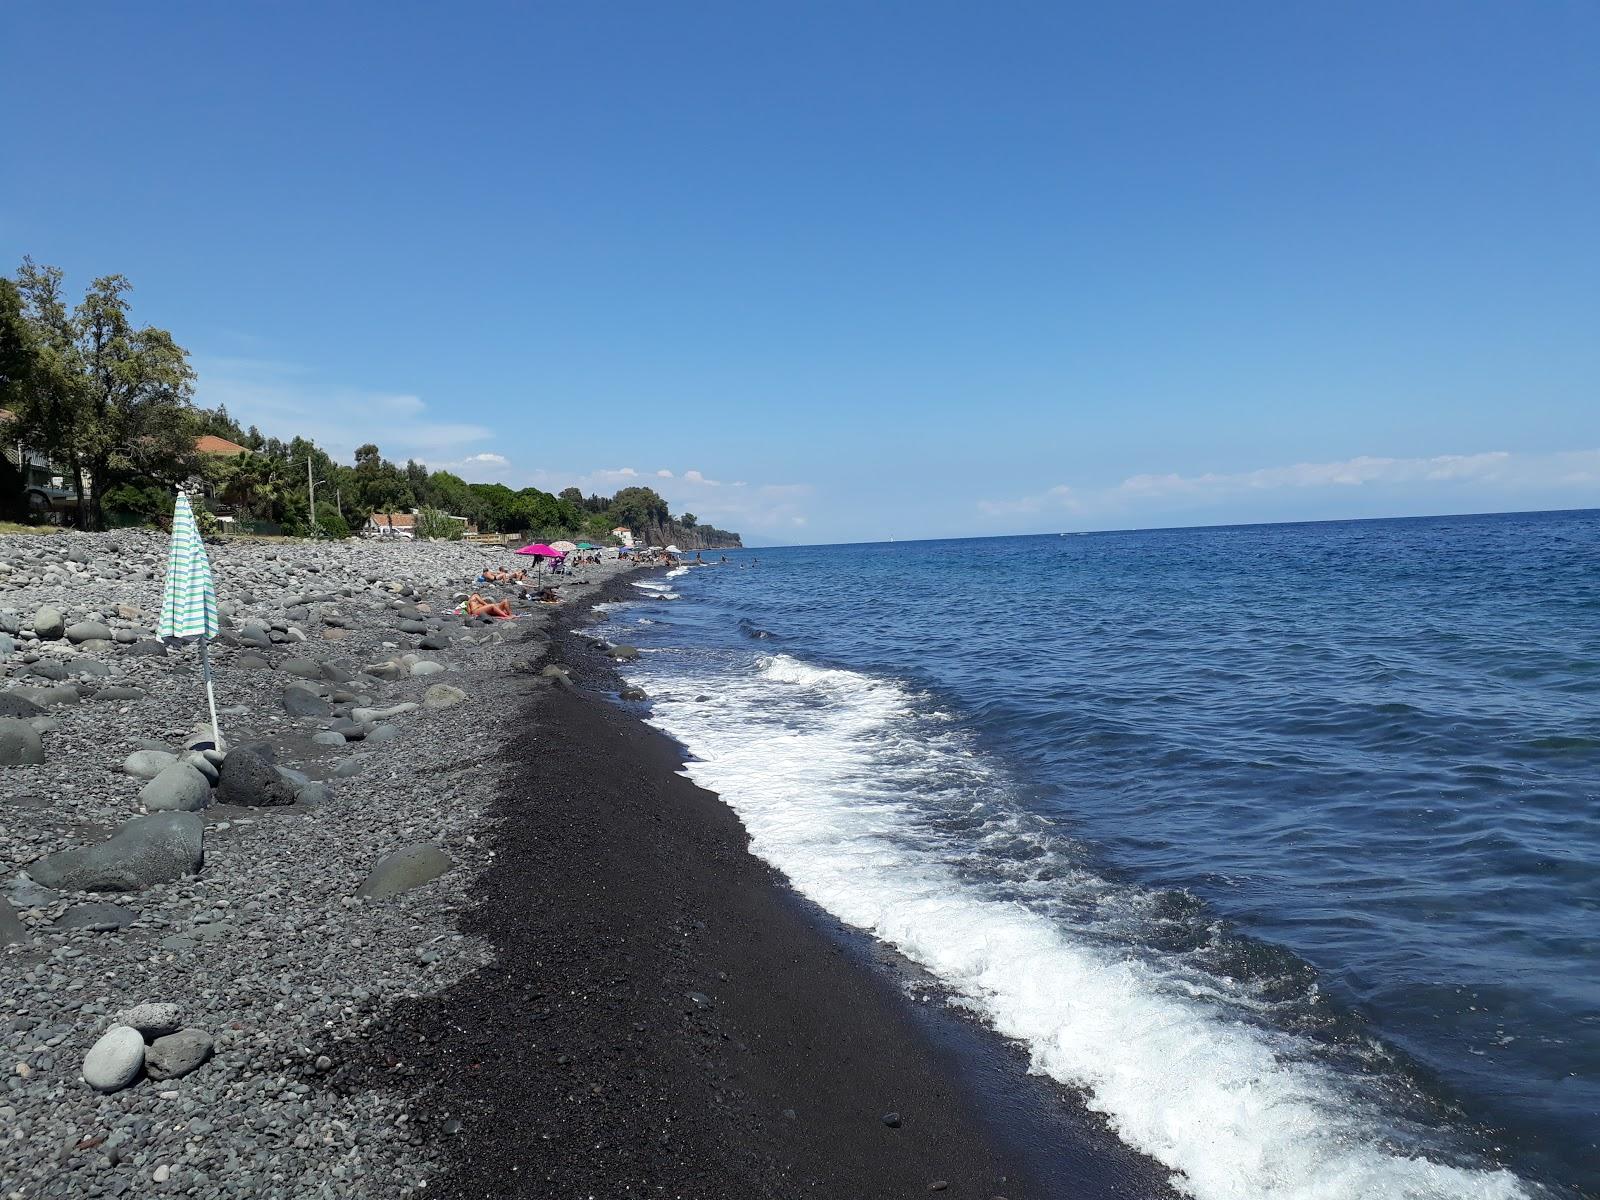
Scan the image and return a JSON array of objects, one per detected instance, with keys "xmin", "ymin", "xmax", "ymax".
[{"xmin": 362, "ymin": 576, "xmax": 1179, "ymax": 1200}]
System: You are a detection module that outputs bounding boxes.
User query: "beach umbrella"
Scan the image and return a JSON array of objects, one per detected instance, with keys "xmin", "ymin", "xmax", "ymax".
[
  {"xmin": 664, "ymin": 544, "xmax": 682, "ymax": 555},
  {"xmin": 575, "ymin": 542, "xmax": 597, "ymax": 550},
  {"xmin": 157, "ymin": 491, "xmax": 223, "ymax": 749},
  {"xmin": 514, "ymin": 543, "xmax": 564, "ymax": 557},
  {"xmin": 550, "ymin": 540, "xmax": 578, "ymax": 553}
]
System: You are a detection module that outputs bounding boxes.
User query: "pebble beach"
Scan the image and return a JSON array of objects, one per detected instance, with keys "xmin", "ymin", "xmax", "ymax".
[{"xmin": 0, "ymin": 530, "xmax": 635, "ymax": 1199}]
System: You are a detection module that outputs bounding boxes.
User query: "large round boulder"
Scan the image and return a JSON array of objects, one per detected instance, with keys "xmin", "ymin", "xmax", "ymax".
[
  {"xmin": 28, "ymin": 812, "xmax": 204, "ymax": 892},
  {"xmin": 32, "ymin": 606, "xmax": 65, "ymax": 640},
  {"xmin": 122, "ymin": 749, "xmax": 178, "ymax": 780},
  {"xmin": 282, "ymin": 686, "xmax": 332, "ymax": 717},
  {"xmin": 215, "ymin": 747, "xmax": 297, "ymax": 807},
  {"xmin": 0, "ymin": 718, "xmax": 45, "ymax": 766},
  {"xmin": 0, "ymin": 693, "xmax": 44, "ymax": 719},
  {"xmin": 356, "ymin": 843, "xmax": 455, "ymax": 899},
  {"xmin": 65, "ymin": 620, "xmax": 113, "ymax": 644},
  {"xmin": 138, "ymin": 762, "xmax": 212, "ymax": 812}
]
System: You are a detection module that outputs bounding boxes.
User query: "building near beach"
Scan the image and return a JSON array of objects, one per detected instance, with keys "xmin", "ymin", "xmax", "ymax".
[{"xmin": 611, "ymin": 526, "xmax": 635, "ymax": 548}]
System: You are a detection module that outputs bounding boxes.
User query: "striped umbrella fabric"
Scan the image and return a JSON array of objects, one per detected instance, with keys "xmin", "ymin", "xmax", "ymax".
[
  {"xmin": 157, "ymin": 492, "xmax": 219, "ymax": 639},
  {"xmin": 158, "ymin": 491, "xmax": 222, "ymax": 747}
]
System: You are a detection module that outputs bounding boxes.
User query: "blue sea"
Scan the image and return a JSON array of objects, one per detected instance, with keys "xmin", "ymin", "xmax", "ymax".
[{"xmin": 596, "ymin": 510, "xmax": 1599, "ymax": 1200}]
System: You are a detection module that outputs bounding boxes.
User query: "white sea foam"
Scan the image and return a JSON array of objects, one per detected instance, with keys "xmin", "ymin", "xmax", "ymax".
[
  {"xmin": 666, "ymin": 566, "xmax": 689, "ymax": 577},
  {"xmin": 627, "ymin": 651, "xmax": 1535, "ymax": 1200}
]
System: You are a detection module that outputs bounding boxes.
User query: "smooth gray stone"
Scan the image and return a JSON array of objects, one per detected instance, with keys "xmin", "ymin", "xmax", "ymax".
[
  {"xmin": 179, "ymin": 750, "xmax": 219, "ymax": 784},
  {"xmin": 91, "ymin": 685, "xmax": 146, "ymax": 703},
  {"xmin": 83, "ymin": 1026, "xmax": 145, "ymax": 1092},
  {"xmin": 32, "ymin": 606, "xmax": 65, "ymax": 640},
  {"xmin": 0, "ymin": 692, "xmax": 45, "ymax": 719},
  {"xmin": 311, "ymin": 731, "xmax": 346, "ymax": 747},
  {"xmin": 139, "ymin": 762, "xmax": 211, "ymax": 812},
  {"xmin": 20, "ymin": 659, "xmax": 68, "ymax": 680},
  {"xmin": 123, "ymin": 749, "xmax": 178, "ymax": 780},
  {"xmin": 215, "ymin": 747, "xmax": 297, "ymax": 807},
  {"xmin": 28, "ymin": 812, "xmax": 205, "ymax": 892},
  {"xmin": 333, "ymin": 755, "xmax": 367, "ymax": 778},
  {"xmin": 0, "ymin": 718, "xmax": 45, "ymax": 766},
  {"xmin": 365, "ymin": 723, "xmax": 402, "ymax": 744},
  {"xmin": 282, "ymin": 657, "xmax": 323, "ymax": 680},
  {"xmin": 356, "ymin": 843, "xmax": 455, "ymax": 899},
  {"xmin": 6, "ymin": 879, "xmax": 56, "ymax": 907},
  {"xmin": 350, "ymin": 702, "xmax": 416, "ymax": 723},
  {"xmin": 409, "ymin": 660, "xmax": 446, "ymax": 676},
  {"xmin": 145, "ymin": 1029, "xmax": 213, "ymax": 1081},
  {"xmin": 12, "ymin": 683, "xmax": 80, "ymax": 707},
  {"xmin": 122, "ymin": 640, "xmax": 168, "ymax": 657},
  {"xmin": 0, "ymin": 899, "xmax": 27, "ymax": 945},
  {"xmin": 57, "ymin": 900, "xmax": 137, "ymax": 931},
  {"xmin": 295, "ymin": 781, "xmax": 331, "ymax": 806},
  {"xmin": 65, "ymin": 621, "xmax": 112, "ymax": 644},
  {"xmin": 283, "ymin": 686, "xmax": 332, "ymax": 717},
  {"xmin": 233, "ymin": 652, "xmax": 270, "ymax": 670}
]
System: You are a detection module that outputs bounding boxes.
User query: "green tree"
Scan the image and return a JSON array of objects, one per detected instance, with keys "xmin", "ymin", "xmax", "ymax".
[
  {"xmin": 679, "ymin": 512, "xmax": 698, "ymax": 528},
  {"xmin": 10, "ymin": 260, "xmax": 196, "ymax": 530},
  {"xmin": 0, "ymin": 278, "xmax": 39, "ymax": 406},
  {"xmin": 353, "ymin": 442, "xmax": 414, "ymax": 530},
  {"xmin": 608, "ymin": 486, "xmax": 670, "ymax": 540}
]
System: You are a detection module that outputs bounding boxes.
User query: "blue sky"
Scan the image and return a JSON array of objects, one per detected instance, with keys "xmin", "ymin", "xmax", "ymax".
[{"xmin": 3, "ymin": 2, "xmax": 1597, "ymax": 543}]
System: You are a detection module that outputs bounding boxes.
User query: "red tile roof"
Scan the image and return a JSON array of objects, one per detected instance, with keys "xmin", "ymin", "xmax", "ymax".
[{"xmin": 195, "ymin": 435, "xmax": 250, "ymax": 456}]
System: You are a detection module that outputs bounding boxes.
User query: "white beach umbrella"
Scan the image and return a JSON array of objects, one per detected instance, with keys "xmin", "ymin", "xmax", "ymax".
[{"xmin": 157, "ymin": 491, "xmax": 223, "ymax": 749}]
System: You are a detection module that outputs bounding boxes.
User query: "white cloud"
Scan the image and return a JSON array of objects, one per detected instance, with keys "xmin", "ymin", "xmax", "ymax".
[
  {"xmin": 656, "ymin": 469, "xmax": 674, "ymax": 478},
  {"xmin": 194, "ymin": 356, "xmax": 494, "ymax": 465},
  {"xmin": 980, "ymin": 449, "xmax": 1600, "ymax": 520},
  {"xmin": 1116, "ymin": 451, "xmax": 1515, "ymax": 498}
]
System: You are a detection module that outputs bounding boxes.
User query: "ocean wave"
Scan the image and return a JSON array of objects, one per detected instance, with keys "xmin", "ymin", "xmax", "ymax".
[{"xmin": 625, "ymin": 650, "xmax": 1537, "ymax": 1200}]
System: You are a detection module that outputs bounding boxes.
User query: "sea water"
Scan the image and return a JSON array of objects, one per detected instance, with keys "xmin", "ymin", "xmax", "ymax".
[{"xmin": 596, "ymin": 511, "xmax": 1600, "ymax": 1200}]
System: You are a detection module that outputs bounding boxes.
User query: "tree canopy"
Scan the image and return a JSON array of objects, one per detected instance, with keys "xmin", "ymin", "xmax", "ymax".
[{"xmin": 2, "ymin": 258, "xmax": 741, "ymax": 546}]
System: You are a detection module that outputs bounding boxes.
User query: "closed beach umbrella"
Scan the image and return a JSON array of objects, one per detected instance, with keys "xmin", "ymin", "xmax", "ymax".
[{"xmin": 157, "ymin": 491, "xmax": 223, "ymax": 749}]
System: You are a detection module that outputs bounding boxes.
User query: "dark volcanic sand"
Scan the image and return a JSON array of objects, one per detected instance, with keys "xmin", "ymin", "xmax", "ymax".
[{"xmin": 360, "ymin": 581, "xmax": 1178, "ymax": 1199}]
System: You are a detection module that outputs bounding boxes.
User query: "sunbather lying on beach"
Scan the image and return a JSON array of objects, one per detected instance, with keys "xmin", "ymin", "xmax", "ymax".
[{"xmin": 464, "ymin": 593, "xmax": 514, "ymax": 619}]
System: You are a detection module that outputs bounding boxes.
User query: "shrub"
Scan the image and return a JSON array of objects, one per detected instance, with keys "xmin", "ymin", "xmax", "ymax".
[
  {"xmin": 315, "ymin": 503, "xmax": 350, "ymax": 540},
  {"xmin": 414, "ymin": 507, "xmax": 464, "ymax": 540},
  {"xmin": 101, "ymin": 482, "xmax": 172, "ymax": 526}
]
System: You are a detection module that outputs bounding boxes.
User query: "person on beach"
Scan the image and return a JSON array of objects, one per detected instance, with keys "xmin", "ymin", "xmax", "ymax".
[{"xmin": 464, "ymin": 593, "xmax": 514, "ymax": 619}]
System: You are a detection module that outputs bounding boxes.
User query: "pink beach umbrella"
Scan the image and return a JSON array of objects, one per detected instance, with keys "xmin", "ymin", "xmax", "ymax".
[{"xmin": 514, "ymin": 543, "xmax": 565, "ymax": 557}]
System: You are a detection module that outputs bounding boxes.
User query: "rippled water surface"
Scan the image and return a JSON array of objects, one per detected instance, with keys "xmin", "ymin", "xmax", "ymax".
[{"xmin": 601, "ymin": 512, "xmax": 1600, "ymax": 1199}]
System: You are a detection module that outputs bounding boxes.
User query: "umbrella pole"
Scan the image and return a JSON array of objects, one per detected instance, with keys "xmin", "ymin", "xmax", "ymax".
[{"xmin": 199, "ymin": 634, "xmax": 222, "ymax": 749}]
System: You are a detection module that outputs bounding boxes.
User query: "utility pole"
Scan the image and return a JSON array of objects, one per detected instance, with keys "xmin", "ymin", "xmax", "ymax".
[{"xmin": 307, "ymin": 457, "xmax": 316, "ymax": 538}]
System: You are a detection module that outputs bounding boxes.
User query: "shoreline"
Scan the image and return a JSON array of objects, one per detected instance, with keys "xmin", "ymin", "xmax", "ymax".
[
  {"xmin": 364, "ymin": 569, "xmax": 1181, "ymax": 1199},
  {"xmin": 2, "ymin": 532, "xmax": 1176, "ymax": 1199}
]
